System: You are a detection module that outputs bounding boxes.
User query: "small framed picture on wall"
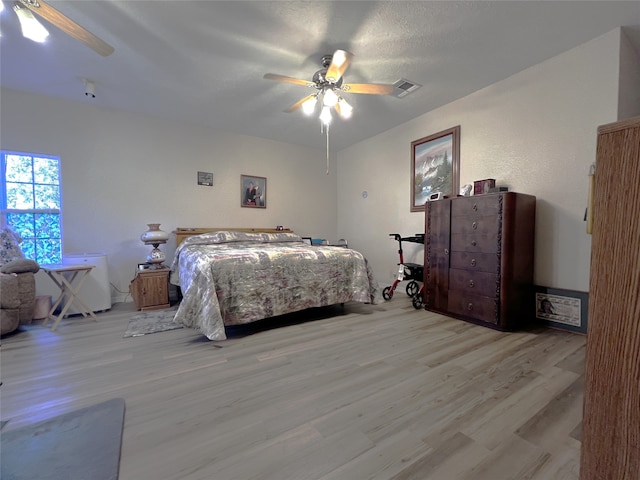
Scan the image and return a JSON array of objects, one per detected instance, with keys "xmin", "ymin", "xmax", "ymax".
[{"xmin": 197, "ymin": 171, "xmax": 213, "ymax": 186}]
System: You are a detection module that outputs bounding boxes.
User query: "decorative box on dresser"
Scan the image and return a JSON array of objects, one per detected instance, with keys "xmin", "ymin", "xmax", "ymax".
[
  {"xmin": 580, "ymin": 116, "xmax": 640, "ymax": 480},
  {"xmin": 423, "ymin": 192, "xmax": 536, "ymax": 330},
  {"xmin": 129, "ymin": 267, "xmax": 170, "ymax": 311}
]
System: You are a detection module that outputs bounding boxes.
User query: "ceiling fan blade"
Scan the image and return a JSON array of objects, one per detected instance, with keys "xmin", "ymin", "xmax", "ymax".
[
  {"xmin": 342, "ymin": 83, "xmax": 395, "ymax": 95},
  {"xmin": 264, "ymin": 73, "xmax": 314, "ymax": 87},
  {"xmin": 325, "ymin": 50, "xmax": 353, "ymax": 83},
  {"xmin": 284, "ymin": 94, "xmax": 316, "ymax": 113},
  {"xmin": 20, "ymin": 0, "xmax": 114, "ymax": 56}
]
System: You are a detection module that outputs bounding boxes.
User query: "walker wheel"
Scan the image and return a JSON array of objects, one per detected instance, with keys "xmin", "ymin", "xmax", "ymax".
[
  {"xmin": 412, "ymin": 293, "xmax": 424, "ymax": 309},
  {"xmin": 382, "ymin": 286, "xmax": 393, "ymax": 300},
  {"xmin": 406, "ymin": 281, "xmax": 419, "ymax": 297}
]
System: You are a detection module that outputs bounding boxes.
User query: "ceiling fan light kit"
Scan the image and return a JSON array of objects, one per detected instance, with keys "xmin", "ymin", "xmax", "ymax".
[
  {"xmin": 264, "ymin": 49, "xmax": 395, "ymax": 127},
  {"xmin": 9, "ymin": 0, "xmax": 114, "ymax": 56},
  {"xmin": 12, "ymin": 2, "xmax": 49, "ymax": 43},
  {"xmin": 264, "ymin": 49, "xmax": 397, "ymax": 174}
]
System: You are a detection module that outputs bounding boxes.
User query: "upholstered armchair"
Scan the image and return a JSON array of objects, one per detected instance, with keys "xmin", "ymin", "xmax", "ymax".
[{"xmin": 0, "ymin": 227, "xmax": 40, "ymax": 336}]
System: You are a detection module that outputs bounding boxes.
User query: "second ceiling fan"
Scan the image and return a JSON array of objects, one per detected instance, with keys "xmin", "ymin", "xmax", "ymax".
[
  {"xmin": 12, "ymin": 0, "xmax": 114, "ymax": 56},
  {"xmin": 264, "ymin": 49, "xmax": 394, "ymax": 124}
]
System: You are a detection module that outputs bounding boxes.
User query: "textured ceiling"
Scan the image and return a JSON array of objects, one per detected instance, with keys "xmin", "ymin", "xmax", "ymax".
[{"xmin": 1, "ymin": 1, "xmax": 639, "ymax": 151}]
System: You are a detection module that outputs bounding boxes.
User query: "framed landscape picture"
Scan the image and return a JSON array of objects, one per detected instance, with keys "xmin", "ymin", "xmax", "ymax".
[
  {"xmin": 411, "ymin": 125, "xmax": 460, "ymax": 211},
  {"xmin": 241, "ymin": 175, "xmax": 266, "ymax": 208}
]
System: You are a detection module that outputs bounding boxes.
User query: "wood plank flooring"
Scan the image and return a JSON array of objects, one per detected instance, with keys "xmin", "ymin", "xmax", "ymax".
[{"xmin": 0, "ymin": 298, "xmax": 585, "ymax": 480}]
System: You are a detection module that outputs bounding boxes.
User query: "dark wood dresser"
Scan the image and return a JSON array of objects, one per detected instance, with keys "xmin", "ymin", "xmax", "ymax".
[{"xmin": 423, "ymin": 192, "xmax": 536, "ymax": 330}]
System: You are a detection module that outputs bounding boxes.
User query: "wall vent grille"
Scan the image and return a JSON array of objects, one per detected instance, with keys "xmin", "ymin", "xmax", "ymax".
[{"xmin": 392, "ymin": 78, "xmax": 421, "ymax": 98}]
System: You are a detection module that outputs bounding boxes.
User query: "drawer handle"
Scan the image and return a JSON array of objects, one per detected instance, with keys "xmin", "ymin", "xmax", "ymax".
[
  {"xmin": 473, "ymin": 204, "xmax": 478, "ymax": 211},
  {"xmin": 471, "ymin": 240, "xmax": 477, "ymax": 247},
  {"xmin": 467, "ymin": 303, "xmax": 474, "ymax": 311},
  {"xmin": 469, "ymin": 280, "xmax": 475, "ymax": 288},
  {"xmin": 444, "ymin": 248, "xmax": 449, "ymax": 255},
  {"xmin": 470, "ymin": 259, "xmax": 477, "ymax": 267},
  {"xmin": 472, "ymin": 221, "xmax": 478, "ymax": 230}
]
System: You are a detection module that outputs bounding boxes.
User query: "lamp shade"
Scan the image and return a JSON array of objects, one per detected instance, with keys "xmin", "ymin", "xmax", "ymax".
[
  {"xmin": 322, "ymin": 88, "xmax": 339, "ymax": 107},
  {"xmin": 140, "ymin": 224, "xmax": 169, "ymax": 245},
  {"xmin": 302, "ymin": 95, "xmax": 317, "ymax": 115},
  {"xmin": 319, "ymin": 106, "xmax": 332, "ymax": 125},
  {"xmin": 336, "ymin": 97, "xmax": 353, "ymax": 119}
]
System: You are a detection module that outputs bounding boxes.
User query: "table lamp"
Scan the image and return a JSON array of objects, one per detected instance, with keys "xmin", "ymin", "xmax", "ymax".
[{"xmin": 140, "ymin": 223, "xmax": 169, "ymax": 267}]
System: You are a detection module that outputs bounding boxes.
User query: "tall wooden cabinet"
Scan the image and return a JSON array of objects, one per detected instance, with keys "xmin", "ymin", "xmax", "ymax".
[
  {"xmin": 424, "ymin": 192, "xmax": 536, "ymax": 330},
  {"xmin": 580, "ymin": 116, "xmax": 640, "ymax": 480}
]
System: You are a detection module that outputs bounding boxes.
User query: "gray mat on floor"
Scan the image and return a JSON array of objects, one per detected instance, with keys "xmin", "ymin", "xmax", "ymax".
[
  {"xmin": 1, "ymin": 398, "xmax": 126, "ymax": 480},
  {"xmin": 123, "ymin": 306, "xmax": 182, "ymax": 337}
]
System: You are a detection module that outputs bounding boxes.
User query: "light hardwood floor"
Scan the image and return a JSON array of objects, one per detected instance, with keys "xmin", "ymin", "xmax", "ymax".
[{"xmin": 0, "ymin": 298, "xmax": 585, "ymax": 480}]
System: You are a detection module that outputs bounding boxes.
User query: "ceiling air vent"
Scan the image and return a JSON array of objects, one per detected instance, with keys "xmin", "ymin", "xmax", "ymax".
[{"xmin": 391, "ymin": 78, "xmax": 421, "ymax": 98}]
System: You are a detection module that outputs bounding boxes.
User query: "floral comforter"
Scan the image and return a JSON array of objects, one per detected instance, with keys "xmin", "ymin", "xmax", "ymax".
[{"xmin": 169, "ymin": 231, "xmax": 382, "ymax": 340}]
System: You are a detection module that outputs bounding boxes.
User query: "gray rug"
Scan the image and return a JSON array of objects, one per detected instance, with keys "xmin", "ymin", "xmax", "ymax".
[
  {"xmin": 123, "ymin": 306, "xmax": 182, "ymax": 337},
  {"xmin": 1, "ymin": 398, "xmax": 126, "ymax": 480}
]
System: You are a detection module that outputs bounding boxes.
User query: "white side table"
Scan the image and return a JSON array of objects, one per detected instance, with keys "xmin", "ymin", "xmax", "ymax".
[{"xmin": 40, "ymin": 264, "xmax": 99, "ymax": 331}]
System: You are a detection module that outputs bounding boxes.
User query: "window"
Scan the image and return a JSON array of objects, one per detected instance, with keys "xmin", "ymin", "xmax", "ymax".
[{"xmin": 1, "ymin": 151, "xmax": 62, "ymax": 264}]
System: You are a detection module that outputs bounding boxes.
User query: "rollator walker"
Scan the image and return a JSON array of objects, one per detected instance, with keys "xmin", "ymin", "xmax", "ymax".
[{"xmin": 382, "ymin": 233, "xmax": 425, "ymax": 309}]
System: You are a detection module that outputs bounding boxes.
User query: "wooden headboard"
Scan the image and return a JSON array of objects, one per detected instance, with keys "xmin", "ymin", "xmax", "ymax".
[{"xmin": 173, "ymin": 227, "xmax": 293, "ymax": 247}]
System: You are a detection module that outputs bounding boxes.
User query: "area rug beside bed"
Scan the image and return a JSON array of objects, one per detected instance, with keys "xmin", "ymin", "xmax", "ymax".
[
  {"xmin": 123, "ymin": 305, "xmax": 182, "ymax": 337},
  {"xmin": 1, "ymin": 398, "xmax": 126, "ymax": 480}
]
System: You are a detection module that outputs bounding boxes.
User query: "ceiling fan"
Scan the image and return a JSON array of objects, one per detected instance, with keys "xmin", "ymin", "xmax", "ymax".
[
  {"xmin": 264, "ymin": 49, "xmax": 394, "ymax": 125},
  {"xmin": 5, "ymin": 0, "xmax": 114, "ymax": 56}
]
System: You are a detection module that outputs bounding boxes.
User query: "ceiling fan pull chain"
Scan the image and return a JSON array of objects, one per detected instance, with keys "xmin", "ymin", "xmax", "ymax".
[{"xmin": 326, "ymin": 123, "xmax": 330, "ymax": 175}]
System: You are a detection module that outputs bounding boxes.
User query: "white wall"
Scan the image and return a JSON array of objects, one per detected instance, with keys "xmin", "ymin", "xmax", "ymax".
[
  {"xmin": 3, "ymin": 28, "xmax": 638, "ymax": 305},
  {"xmin": 619, "ymin": 28, "xmax": 640, "ymax": 119},
  {"xmin": 337, "ymin": 28, "xmax": 632, "ymax": 293},
  {"xmin": 1, "ymin": 91, "xmax": 337, "ymax": 302}
]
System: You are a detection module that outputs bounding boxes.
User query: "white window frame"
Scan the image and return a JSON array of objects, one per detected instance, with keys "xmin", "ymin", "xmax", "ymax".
[{"xmin": 1, "ymin": 150, "xmax": 63, "ymax": 264}]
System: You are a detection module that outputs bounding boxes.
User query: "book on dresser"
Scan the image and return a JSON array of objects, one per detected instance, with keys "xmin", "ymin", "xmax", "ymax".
[{"xmin": 423, "ymin": 192, "xmax": 536, "ymax": 330}]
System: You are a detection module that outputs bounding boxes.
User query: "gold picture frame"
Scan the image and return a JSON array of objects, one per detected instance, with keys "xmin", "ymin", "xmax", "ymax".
[{"xmin": 411, "ymin": 126, "xmax": 460, "ymax": 211}]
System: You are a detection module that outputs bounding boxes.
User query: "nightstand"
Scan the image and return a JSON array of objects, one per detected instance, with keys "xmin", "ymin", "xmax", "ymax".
[{"xmin": 130, "ymin": 267, "xmax": 170, "ymax": 311}]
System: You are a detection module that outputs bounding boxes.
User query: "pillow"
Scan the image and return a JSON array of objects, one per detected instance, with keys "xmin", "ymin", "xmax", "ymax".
[
  {"xmin": 0, "ymin": 227, "xmax": 25, "ymax": 267},
  {"xmin": 182, "ymin": 230, "xmax": 302, "ymax": 248},
  {"xmin": 0, "ymin": 259, "xmax": 39, "ymax": 274}
]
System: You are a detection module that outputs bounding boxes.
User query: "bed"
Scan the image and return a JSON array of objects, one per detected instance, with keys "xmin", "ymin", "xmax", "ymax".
[{"xmin": 169, "ymin": 229, "xmax": 382, "ymax": 340}]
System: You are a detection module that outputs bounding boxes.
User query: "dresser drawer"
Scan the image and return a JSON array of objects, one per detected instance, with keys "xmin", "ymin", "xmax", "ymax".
[
  {"xmin": 451, "ymin": 233, "xmax": 498, "ymax": 253},
  {"xmin": 450, "ymin": 215, "xmax": 501, "ymax": 236},
  {"xmin": 451, "ymin": 195, "xmax": 502, "ymax": 217},
  {"xmin": 448, "ymin": 290, "xmax": 498, "ymax": 324},
  {"xmin": 449, "ymin": 251, "xmax": 499, "ymax": 273},
  {"xmin": 449, "ymin": 269, "xmax": 499, "ymax": 298}
]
